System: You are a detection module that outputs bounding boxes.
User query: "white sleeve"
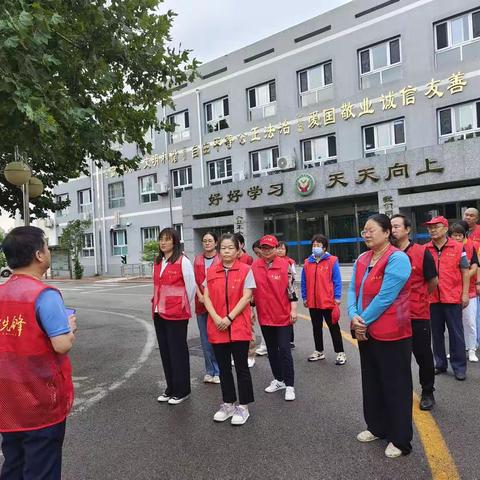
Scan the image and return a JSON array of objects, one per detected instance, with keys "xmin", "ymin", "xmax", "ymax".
[
  {"xmin": 182, "ymin": 257, "xmax": 197, "ymax": 304},
  {"xmin": 244, "ymin": 269, "xmax": 256, "ymax": 289}
]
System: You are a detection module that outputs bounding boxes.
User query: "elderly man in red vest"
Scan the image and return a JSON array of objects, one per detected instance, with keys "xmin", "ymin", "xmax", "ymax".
[{"xmin": 0, "ymin": 227, "xmax": 76, "ymax": 480}]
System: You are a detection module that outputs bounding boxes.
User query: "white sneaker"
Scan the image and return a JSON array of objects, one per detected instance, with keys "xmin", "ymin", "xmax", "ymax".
[
  {"xmin": 336, "ymin": 352, "xmax": 347, "ymax": 365},
  {"xmin": 231, "ymin": 405, "xmax": 250, "ymax": 425},
  {"xmin": 264, "ymin": 379, "xmax": 286, "ymax": 393},
  {"xmin": 213, "ymin": 403, "xmax": 235, "ymax": 422},
  {"xmin": 157, "ymin": 393, "xmax": 170, "ymax": 402},
  {"xmin": 167, "ymin": 394, "xmax": 190, "ymax": 405},
  {"xmin": 285, "ymin": 386, "xmax": 295, "ymax": 401},
  {"xmin": 255, "ymin": 345, "xmax": 268, "ymax": 356},
  {"xmin": 308, "ymin": 351, "xmax": 325, "ymax": 362},
  {"xmin": 468, "ymin": 349, "xmax": 479, "ymax": 362},
  {"xmin": 248, "ymin": 357, "xmax": 255, "ymax": 368},
  {"xmin": 385, "ymin": 442, "xmax": 402, "ymax": 458},
  {"xmin": 356, "ymin": 430, "xmax": 380, "ymax": 442},
  {"xmin": 212, "ymin": 375, "xmax": 221, "ymax": 384},
  {"xmin": 203, "ymin": 374, "xmax": 214, "ymax": 383}
]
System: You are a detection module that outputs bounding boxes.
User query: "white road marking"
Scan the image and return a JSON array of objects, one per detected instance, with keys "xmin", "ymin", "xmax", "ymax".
[
  {"xmin": 70, "ymin": 309, "xmax": 156, "ymax": 416},
  {"xmin": 79, "ymin": 284, "xmax": 150, "ymax": 294}
]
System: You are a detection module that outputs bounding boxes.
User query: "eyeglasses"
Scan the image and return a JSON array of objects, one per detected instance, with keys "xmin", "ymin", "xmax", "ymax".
[
  {"xmin": 360, "ymin": 229, "xmax": 378, "ymax": 237},
  {"xmin": 202, "ymin": 239, "xmax": 215, "ymax": 244}
]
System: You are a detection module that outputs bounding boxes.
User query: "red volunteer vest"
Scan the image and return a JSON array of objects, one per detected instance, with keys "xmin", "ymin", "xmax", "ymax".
[
  {"xmin": 303, "ymin": 255, "xmax": 337, "ymax": 310},
  {"xmin": 206, "ymin": 260, "xmax": 252, "ymax": 344},
  {"xmin": 463, "ymin": 239, "xmax": 477, "ymax": 298},
  {"xmin": 238, "ymin": 252, "xmax": 253, "ymax": 265},
  {"xmin": 468, "ymin": 224, "xmax": 480, "ymax": 245},
  {"xmin": 354, "ymin": 246, "xmax": 412, "ymax": 341},
  {"xmin": 0, "ymin": 275, "xmax": 74, "ymax": 432},
  {"xmin": 152, "ymin": 256, "xmax": 190, "ymax": 320},
  {"xmin": 194, "ymin": 253, "xmax": 220, "ymax": 315},
  {"xmin": 426, "ymin": 239, "xmax": 464, "ymax": 304},
  {"xmin": 405, "ymin": 243, "xmax": 431, "ymax": 320},
  {"xmin": 252, "ymin": 256, "xmax": 291, "ymax": 327}
]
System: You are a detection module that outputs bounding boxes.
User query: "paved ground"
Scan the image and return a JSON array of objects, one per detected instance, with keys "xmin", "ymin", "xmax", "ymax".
[{"xmin": 1, "ymin": 281, "xmax": 479, "ymax": 480}]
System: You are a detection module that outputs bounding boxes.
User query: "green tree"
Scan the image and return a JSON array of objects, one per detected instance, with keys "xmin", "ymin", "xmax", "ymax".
[
  {"xmin": 59, "ymin": 219, "xmax": 90, "ymax": 279},
  {"xmin": 0, "ymin": 229, "xmax": 6, "ymax": 268},
  {"xmin": 141, "ymin": 240, "xmax": 158, "ymax": 263},
  {"xmin": 0, "ymin": 0, "xmax": 198, "ymax": 218}
]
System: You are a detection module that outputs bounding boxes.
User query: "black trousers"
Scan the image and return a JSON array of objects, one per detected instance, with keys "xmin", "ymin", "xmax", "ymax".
[
  {"xmin": 261, "ymin": 325, "xmax": 294, "ymax": 386},
  {"xmin": 358, "ymin": 337, "xmax": 413, "ymax": 455},
  {"xmin": 309, "ymin": 308, "xmax": 344, "ymax": 353},
  {"xmin": 0, "ymin": 420, "xmax": 66, "ymax": 480},
  {"xmin": 212, "ymin": 341, "xmax": 254, "ymax": 405},
  {"xmin": 412, "ymin": 319, "xmax": 435, "ymax": 394},
  {"xmin": 430, "ymin": 303, "xmax": 466, "ymax": 375},
  {"xmin": 153, "ymin": 314, "xmax": 190, "ymax": 398}
]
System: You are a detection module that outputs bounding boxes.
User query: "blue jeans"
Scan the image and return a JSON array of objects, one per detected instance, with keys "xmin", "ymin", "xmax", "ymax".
[{"xmin": 197, "ymin": 312, "xmax": 219, "ymax": 376}]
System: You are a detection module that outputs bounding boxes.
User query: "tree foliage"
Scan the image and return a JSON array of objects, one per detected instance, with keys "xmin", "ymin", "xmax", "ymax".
[
  {"xmin": 59, "ymin": 219, "xmax": 91, "ymax": 278},
  {"xmin": 0, "ymin": 0, "xmax": 197, "ymax": 218},
  {"xmin": 141, "ymin": 239, "xmax": 158, "ymax": 263}
]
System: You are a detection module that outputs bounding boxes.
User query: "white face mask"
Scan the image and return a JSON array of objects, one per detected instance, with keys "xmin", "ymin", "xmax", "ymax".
[{"xmin": 312, "ymin": 247, "xmax": 324, "ymax": 257}]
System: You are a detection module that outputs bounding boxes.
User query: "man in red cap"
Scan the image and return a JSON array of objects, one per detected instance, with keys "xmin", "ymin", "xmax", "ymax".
[
  {"xmin": 424, "ymin": 216, "xmax": 470, "ymax": 381},
  {"xmin": 251, "ymin": 235, "xmax": 298, "ymax": 401}
]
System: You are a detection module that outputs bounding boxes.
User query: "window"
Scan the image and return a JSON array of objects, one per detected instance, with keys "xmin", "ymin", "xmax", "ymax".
[
  {"xmin": 112, "ymin": 229, "xmax": 128, "ymax": 256},
  {"xmin": 205, "ymin": 97, "xmax": 229, "ymax": 133},
  {"xmin": 138, "ymin": 174, "xmax": 158, "ymax": 204},
  {"xmin": 56, "ymin": 193, "xmax": 69, "ymax": 217},
  {"xmin": 302, "ymin": 135, "xmax": 337, "ymax": 167},
  {"xmin": 363, "ymin": 119, "xmax": 406, "ymax": 157},
  {"xmin": 359, "ymin": 38, "xmax": 402, "ymax": 89},
  {"xmin": 174, "ymin": 224, "xmax": 184, "ymax": 244},
  {"xmin": 82, "ymin": 233, "xmax": 94, "ymax": 257},
  {"xmin": 141, "ymin": 226, "xmax": 160, "ymax": 247},
  {"xmin": 438, "ymin": 100, "xmax": 480, "ymax": 143},
  {"xmin": 167, "ymin": 110, "xmax": 190, "ymax": 144},
  {"xmin": 250, "ymin": 147, "xmax": 280, "ymax": 175},
  {"xmin": 208, "ymin": 157, "xmax": 232, "ymax": 185},
  {"xmin": 172, "ymin": 167, "xmax": 192, "ymax": 198},
  {"xmin": 247, "ymin": 81, "xmax": 276, "ymax": 121},
  {"xmin": 435, "ymin": 10, "xmax": 480, "ymax": 65},
  {"xmin": 298, "ymin": 61, "xmax": 333, "ymax": 107},
  {"xmin": 77, "ymin": 188, "xmax": 92, "ymax": 214},
  {"xmin": 108, "ymin": 181, "xmax": 125, "ymax": 209}
]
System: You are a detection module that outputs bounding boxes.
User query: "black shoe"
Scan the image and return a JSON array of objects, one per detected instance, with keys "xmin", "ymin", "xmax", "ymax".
[
  {"xmin": 290, "ymin": 342, "xmax": 296, "ymax": 349},
  {"xmin": 434, "ymin": 368, "xmax": 446, "ymax": 375},
  {"xmin": 454, "ymin": 372, "xmax": 466, "ymax": 381},
  {"xmin": 419, "ymin": 393, "xmax": 435, "ymax": 411}
]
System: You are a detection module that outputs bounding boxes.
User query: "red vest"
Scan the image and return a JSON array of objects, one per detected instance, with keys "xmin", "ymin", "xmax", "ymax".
[
  {"xmin": 303, "ymin": 256, "xmax": 337, "ymax": 310},
  {"xmin": 354, "ymin": 246, "xmax": 412, "ymax": 341},
  {"xmin": 426, "ymin": 239, "xmax": 464, "ymax": 304},
  {"xmin": 252, "ymin": 256, "xmax": 291, "ymax": 326},
  {"xmin": 193, "ymin": 253, "xmax": 220, "ymax": 315},
  {"xmin": 0, "ymin": 275, "xmax": 74, "ymax": 432},
  {"xmin": 206, "ymin": 260, "xmax": 252, "ymax": 344},
  {"xmin": 405, "ymin": 243, "xmax": 431, "ymax": 320},
  {"xmin": 463, "ymin": 239, "xmax": 477, "ymax": 298},
  {"xmin": 238, "ymin": 252, "xmax": 253, "ymax": 265},
  {"xmin": 468, "ymin": 224, "xmax": 480, "ymax": 245},
  {"xmin": 152, "ymin": 256, "xmax": 190, "ymax": 320}
]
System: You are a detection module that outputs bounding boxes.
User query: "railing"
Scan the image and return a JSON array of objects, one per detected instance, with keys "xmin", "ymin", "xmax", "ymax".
[{"xmin": 120, "ymin": 263, "xmax": 153, "ymax": 277}]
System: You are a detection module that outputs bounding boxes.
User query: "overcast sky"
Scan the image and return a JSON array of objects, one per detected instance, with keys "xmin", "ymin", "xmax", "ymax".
[{"xmin": 159, "ymin": 0, "xmax": 352, "ymax": 63}]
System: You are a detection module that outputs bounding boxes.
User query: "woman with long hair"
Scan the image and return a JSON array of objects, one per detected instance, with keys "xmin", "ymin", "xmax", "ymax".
[
  {"xmin": 203, "ymin": 234, "xmax": 256, "ymax": 425},
  {"xmin": 347, "ymin": 214, "xmax": 412, "ymax": 458},
  {"xmin": 152, "ymin": 227, "xmax": 196, "ymax": 405},
  {"xmin": 194, "ymin": 232, "xmax": 221, "ymax": 383}
]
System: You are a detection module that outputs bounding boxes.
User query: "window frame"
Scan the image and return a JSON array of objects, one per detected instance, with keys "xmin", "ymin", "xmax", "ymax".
[
  {"xmin": 141, "ymin": 226, "xmax": 160, "ymax": 249},
  {"xmin": 437, "ymin": 99, "xmax": 480, "ymax": 143},
  {"xmin": 77, "ymin": 188, "xmax": 92, "ymax": 213},
  {"xmin": 82, "ymin": 232, "xmax": 95, "ymax": 257},
  {"xmin": 167, "ymin": 110, "xmax": 190, "ymax": 144},
  {"xmin": 301, "ymin": 134, "xmax": 337, "ymax": 168},
  {"xmin": 434, "ymin": 8, "xmax": 480, "ymax": 53},
  {"xmin": 362, "ymin": 118, "xmax": 406, "ymax": 157},
  {"xmin": 108, "ymin": 181, "xmax": 125, "ymax": 209},
  {"xmin": 207, "ymin": 157, "xmax": 233, "ymax": 185},
  {"xmin": 247, "ymin": 80, "xmax": 277, "ymax": 121},
  {"xmin": 204, "ymin": 96, "xmax": 230, "ymax": 133},
  {"xmin": 250, "ymin": 146, "xmax": 280, "ymax": 176},
  {"xmin": 297, "ymin": 61, "xmax": 333, "ymax": 107},
  {"xmin": 55, "ymin": 193, "xmax": 69, "ymax": 217},
  {"xmin": 112, "ymin": 229, "xmax": 128, "ymax": 256},
  {"xmin": 138, "ymin": 174, "xmax": 158, "ymax": 204},
  {"xmin": 171, "ymin": 166, "xmax": 193, "ymax": 198}
]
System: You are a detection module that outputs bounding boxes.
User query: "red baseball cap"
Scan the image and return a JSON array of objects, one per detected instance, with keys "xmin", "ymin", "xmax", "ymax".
[
  {"xmin": 259, "ymin": 235, "xmax": 279, "ymax": 248},
  {"xmin": 423, "ymin": 216, "xmax": 449, "ymax": 227}
]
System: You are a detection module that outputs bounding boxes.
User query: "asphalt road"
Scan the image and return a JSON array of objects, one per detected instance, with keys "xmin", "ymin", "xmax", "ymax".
[{"xmin": 1, "ymin": 280, "xmax": 480, "ymax": 480}]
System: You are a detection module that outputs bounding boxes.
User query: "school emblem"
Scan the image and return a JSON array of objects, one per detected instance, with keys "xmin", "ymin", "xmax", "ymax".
[{"xmin": 295, "ymin": 173, "xmax": 316, "ymax": 196}]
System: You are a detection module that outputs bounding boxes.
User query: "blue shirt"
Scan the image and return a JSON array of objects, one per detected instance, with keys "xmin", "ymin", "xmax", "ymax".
[
  {"xmin": 301, "ymin": 253, "xmax": 342, "ymax": 301},
  {"xmin": 35, "ymin": 289, "xmax": 71, "ymax": 338},
  {"xmin": 347, "ymin": 251, "xmax": 411, "ymax": 325}
]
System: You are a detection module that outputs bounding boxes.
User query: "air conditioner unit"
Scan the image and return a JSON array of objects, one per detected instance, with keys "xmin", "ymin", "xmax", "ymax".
[
  {"xmin": 277, "ymin": 156, "xmax": 295, "ymax": 170},
  {"xmin": 233, "ymin": 171, "xmax": 245, "ymax": 182},
  {"xmin": 113, "ymin": 211, "xmax": 121, "ymax": 226},
  {"xmin": 155, "ymin": 182, "xmax": 170, "ymax": 195}
]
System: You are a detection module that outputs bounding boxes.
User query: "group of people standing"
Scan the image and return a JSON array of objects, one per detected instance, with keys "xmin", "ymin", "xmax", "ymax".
[{"xmin": 151, "ymin": 207, "xmax": 480, "ymax": 460}]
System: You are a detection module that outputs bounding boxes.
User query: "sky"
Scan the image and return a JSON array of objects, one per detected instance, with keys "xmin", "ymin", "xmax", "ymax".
[{"xmin": 159, "ymin": 0, "xmax": 352, "ymax": 64}]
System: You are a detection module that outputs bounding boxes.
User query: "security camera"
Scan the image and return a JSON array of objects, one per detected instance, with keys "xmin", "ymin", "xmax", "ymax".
[
  {"xmin": 109, "ymin": 225, "xmax": 114, "ymax": 231},
  {"xmin": 126, "ymin": 222, "xmax": 132, "ymax": 227}
]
